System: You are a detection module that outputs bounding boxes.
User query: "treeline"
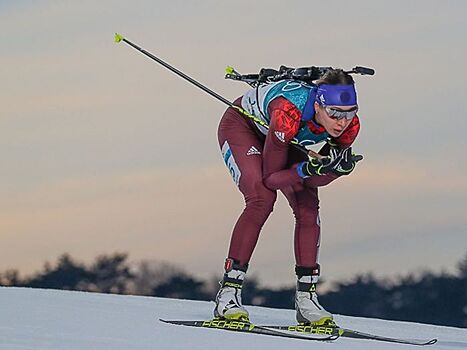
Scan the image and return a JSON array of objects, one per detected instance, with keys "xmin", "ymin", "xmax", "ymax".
[{"xmin": 1, "ymin": 253, "xmax": 466, "ymax": 328}]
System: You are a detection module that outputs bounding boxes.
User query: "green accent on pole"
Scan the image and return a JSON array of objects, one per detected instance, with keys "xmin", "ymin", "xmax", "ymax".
[
  {"xmin": 225, "ymin": 66, "xmax": 235, "ymax": 75},
  {"xmin": 114, "ymin": 33, "xmax": 124, "ymax": 43}
]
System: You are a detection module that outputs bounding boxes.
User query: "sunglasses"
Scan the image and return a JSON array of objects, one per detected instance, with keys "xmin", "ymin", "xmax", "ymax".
[{"xmin": 323, "ymin": 105, "xmax": 358, "ymax": 120}]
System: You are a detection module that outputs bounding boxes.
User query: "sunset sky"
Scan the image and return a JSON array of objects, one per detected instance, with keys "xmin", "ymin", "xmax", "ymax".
[{"xmin": 1, "ymin": 0, "xmax": 466, "ymax": 287}]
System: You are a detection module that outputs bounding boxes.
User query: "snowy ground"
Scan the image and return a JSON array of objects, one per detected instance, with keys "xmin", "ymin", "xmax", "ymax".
[{"xmin": 0, "ymin": 287, "xmax": 465, "ymax": 349}]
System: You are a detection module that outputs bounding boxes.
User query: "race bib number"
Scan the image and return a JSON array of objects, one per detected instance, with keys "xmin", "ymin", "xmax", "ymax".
[{"xmin": 221, "ymin": 141, "xmax": 241, "ymax": 186}]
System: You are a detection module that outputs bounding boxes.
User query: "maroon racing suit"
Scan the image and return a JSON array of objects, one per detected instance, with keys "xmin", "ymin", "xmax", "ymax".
[{"xmin": 218, "ymin": 96, "xmax": 360, "ymax": 268}]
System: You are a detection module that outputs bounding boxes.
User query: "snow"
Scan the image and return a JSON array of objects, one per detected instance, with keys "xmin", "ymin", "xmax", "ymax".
[{"xmin": 0, "ymin": 287, "xmax": 465, "ymax": 349}]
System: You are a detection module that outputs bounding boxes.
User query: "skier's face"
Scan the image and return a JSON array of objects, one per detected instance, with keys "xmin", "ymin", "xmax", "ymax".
[{"xmin": 314, "ymin": 102, "xmax": 354, "ymax": 137}]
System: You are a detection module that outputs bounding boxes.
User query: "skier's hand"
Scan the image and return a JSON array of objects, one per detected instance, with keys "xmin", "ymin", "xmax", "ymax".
[
  {"xmin": 332, "ymin": 147, "xmax": 363, "ymax": 176},
  {"xmin": 317, "ymin": 138, "xmax": 338, "ymax": 157},
  {"xmin": 298, "ymin": 148, "xmax": 344, "ymax": 177}
]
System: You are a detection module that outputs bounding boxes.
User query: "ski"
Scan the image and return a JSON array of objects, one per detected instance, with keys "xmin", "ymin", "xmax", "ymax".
[
  {"xmin": 263, "ymin": 324, "xmax": 437, "ymax": 346},
  {"xmin": 159, "ymin": 318, "xmax": 339, "ymax": 342}
]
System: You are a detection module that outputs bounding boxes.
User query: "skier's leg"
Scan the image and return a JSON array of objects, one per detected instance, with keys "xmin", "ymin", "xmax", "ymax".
[
  {"xmin": 215, "ymin": 105, "xmax": 277, "ymax": 320},
  {"xmin": 282, "ymin": 148, "xmax": 322, "ymax": 267},
  {"xmin": 218, "ymin": 106, "xmax": 277, "ymax": 265},
  {"xmin": 282, "ymin": 184, "xmax": 321, "ymax": 267},
  {"xmin": 282, "ymin": 183, "xmax": 333, "ymax": 325}
]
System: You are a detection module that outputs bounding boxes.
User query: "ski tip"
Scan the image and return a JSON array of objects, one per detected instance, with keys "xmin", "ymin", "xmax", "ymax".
[
  {"xmin": 159, "ymin": 318, "xmax": 176, "ymax": 325},
  {"xmin": 114, "ymin": 33, "xmax": 124, "ymax": 43},
  {"xmin": 426, "ymin": 339, "xmax": 438, "ymax": 345}
]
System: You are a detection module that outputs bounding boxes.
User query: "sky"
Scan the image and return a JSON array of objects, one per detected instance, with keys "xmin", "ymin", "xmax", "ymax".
[{"xmin": 1, "ymin": 0, "xmax": 466, "ymax": 288}]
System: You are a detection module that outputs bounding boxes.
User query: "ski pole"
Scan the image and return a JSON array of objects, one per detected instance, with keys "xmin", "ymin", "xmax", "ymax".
[
  {"xmin": 114, "ymin": 33, "xmax": 234, "ymax": 108},
  {"xmin": 114, "ymin": 33, "xmax": 318, "ymax": 158}
]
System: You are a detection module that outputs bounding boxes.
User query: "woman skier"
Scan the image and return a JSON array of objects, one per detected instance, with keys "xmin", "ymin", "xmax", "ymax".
[{"xmin": 215, "ymin": 68, "xmax": 363, "ymax": 326}]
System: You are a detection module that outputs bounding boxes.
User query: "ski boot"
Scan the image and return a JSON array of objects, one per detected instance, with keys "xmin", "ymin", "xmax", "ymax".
[
  {"xmin": 214, "ymin": 258, "xmax": 249, "ymax": 321},
  {"xmin": 295, "ymin": 265, "xmax": 334, "ymax": 326}
]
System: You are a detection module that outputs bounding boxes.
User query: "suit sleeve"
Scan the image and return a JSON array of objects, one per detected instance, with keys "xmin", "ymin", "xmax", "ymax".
[
  {"xmin": 261, "ymin": 99, "xmax": 361, "ymax": 191},
  {"xmin": 262, "ymin": 97, "xmax": 338, "ymax": 190},
  {"xmin": 261, "ymin": 97, "xmax": 303, "ymax": 190},
  {"xmin": 302, "ymin": 116, "xmax": 361, "ymax": 188}
]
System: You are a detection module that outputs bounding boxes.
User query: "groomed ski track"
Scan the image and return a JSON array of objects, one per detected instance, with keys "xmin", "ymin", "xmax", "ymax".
[{"xmin": 0, "ymin": 287, "xmax": 465, "ymax": 349}]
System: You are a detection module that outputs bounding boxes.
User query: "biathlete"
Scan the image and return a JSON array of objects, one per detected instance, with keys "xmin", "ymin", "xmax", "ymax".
[{"xmin": 214, "ymin": 69, "xmax": 363, "ymax": 325}]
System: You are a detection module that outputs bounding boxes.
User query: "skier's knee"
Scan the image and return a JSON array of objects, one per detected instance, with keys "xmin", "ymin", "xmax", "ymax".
[{"xmin": 246, "ymin": 186, "xmax": 277, "ymax": 216}]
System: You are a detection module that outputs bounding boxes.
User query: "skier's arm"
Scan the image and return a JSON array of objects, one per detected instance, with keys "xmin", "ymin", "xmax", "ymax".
[
  {"xmin": 302, "ymin": 115, "xmax": 361, "ymax": 187},
  {"xmin": 303, "ymin": 170, "xmax": 339, "ymax": 188},
  {"xmin": 262, "ymin": 98, "xmax": 338, "ymax": 190},
  {"xmin": 265, "ymin": 163, "xmax": 339, "ymax": 189},
  {"xmin": 261, "ymin": 97, "xmax": 301, "ymax": 190}
]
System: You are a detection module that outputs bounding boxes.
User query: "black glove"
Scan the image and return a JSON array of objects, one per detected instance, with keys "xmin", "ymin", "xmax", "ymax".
[
  {"xmin": 298, "ymin": 147, "xmax": 344, "ymax": 177},
  {"xmin": 317, "ymin": 138, "xmax": 338, "ymax": 157},
  {"xmin": 332, "ymin": 147, "xmax": 363, "ymax": 176}
]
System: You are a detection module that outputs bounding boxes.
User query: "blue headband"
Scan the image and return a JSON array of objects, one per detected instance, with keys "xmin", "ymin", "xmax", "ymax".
[{"xmin": 315, "ymin": 84, "xmax": 357, "ymax": 106}]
